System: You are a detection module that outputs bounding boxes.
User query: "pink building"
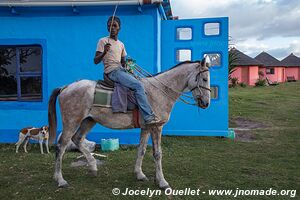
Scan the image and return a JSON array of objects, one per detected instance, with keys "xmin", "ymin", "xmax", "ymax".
[
  {"xmin": 255, "ymin": 52, "xmax": 285, "ymax": 83},
  {"xmin": 281, "ymin": 53, "xmax": 300, "ymax": 81},
  {"xmin": 230, "ymin": 48, "xmax": 263, "ymax": 86}
]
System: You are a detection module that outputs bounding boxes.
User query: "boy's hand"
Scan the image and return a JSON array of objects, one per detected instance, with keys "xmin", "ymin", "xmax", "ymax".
[{"xmin": 104, "ymin": 43, "xmax": 111, "ymax": 53}]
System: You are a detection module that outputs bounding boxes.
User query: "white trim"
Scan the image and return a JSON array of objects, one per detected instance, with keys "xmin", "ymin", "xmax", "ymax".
[{"xmin": 0, "ymin": 0, "xmax": 163, "ymax": 7}]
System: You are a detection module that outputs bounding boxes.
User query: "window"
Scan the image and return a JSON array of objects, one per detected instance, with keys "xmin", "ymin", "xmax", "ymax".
[
  {"xmin": 176, "ymin": 49, "xmax": 191, "ymax": 62},
  {"xmin": 266, "ymin": 68, "xmax": 274, "ymax": 74},
  {"xmin": 204, "ymin": 23, "xmax": 220, "ymax": 36},
  {"xmin": 0, "ymin": 45, "xmax": 42, "ymax": 101},
  {"xmin": 211, "ymin": 86, "xmax": 218, "ymax": 99},
  {"xmin": 177, "ymin": 28, "xmax": 192, "ymax": 40},
  {"xmin": 203, "ymin": 53, "xmax": 221, "ymax": 67}
]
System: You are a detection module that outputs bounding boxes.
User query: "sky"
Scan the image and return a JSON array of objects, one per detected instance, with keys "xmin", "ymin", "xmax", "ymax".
[{"xmin": 170, "ymin": 0, "xmax": 300, "ymax": 60}]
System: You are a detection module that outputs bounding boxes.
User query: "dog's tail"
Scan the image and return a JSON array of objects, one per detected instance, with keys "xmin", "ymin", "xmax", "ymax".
[{"xmin": 48, "ymin": 88, "xmax": 62, "ymax": 144}]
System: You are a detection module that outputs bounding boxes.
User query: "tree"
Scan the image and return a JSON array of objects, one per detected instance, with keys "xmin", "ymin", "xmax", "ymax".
[{"xmin": 228, "ymin": 47, "xmax": 239, "ymax": 80}]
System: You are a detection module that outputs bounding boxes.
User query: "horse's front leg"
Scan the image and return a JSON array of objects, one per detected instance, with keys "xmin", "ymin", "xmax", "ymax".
[
  {"xmin": 134, "ymin": 128, "xmax": 150, "ymax": 181},
  {"xmin": 150, "ymin": 126, "xmax": 170, "ymax": 189}
]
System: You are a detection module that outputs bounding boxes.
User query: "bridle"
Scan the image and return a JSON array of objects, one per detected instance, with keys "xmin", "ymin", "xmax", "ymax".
[{"xmin": 190, "ymin": 69, "xmax": 211, "ymax": 93}]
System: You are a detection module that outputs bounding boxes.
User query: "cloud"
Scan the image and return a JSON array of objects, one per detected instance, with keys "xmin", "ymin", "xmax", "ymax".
[
  {"xmin": 236, "ymin": 38, "xmax": 300, "ymax": 59},
  {"xmin": 170, "ymin": 0, "xmax": 300, "ymax": 59},
  {"xmin": 172, "ymin": 0, "xmax": 300, "ymax": 40}
]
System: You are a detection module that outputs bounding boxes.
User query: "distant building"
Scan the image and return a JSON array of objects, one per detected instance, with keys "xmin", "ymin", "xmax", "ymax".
[
  {"xmin": 281, "ymin": 53, "xmax": 300, "ymax": 81},
  {"xmin": 230, "ymin": 48, "xmax": 300, "ymax": 86},
  {"xmin": 229, "ymin": 48, "xmax": 263, "ymax": 86},
  {"xmin": 255, "ymin": 52, "xmax": 285, "ymax": 83}
]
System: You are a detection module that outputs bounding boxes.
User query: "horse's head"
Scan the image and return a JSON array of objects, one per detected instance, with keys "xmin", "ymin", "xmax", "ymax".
[{"xmin": 187, "ymin": 56, "xmax": 211, "ymax": 109}]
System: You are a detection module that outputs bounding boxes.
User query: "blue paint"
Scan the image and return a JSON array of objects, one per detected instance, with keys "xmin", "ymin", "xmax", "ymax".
[
  {"xmin": 161, "ymin": 18, "xmax": 229, "ymax": 137},
  {"xmin": 0, "ymin": 5, "xmax": 229, "ymax": 144}
]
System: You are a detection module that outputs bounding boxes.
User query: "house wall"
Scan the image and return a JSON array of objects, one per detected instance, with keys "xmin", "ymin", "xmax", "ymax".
[
  {"xmin": 0, "ymin": 6, "xmax": 230, "ymax": 144},
  {"xmin": 248, "ymin": 66, "xmax": 259, "ymax": 86},
  {"xmin": 0, "ymin": 5, "xmax": 161, "ymax": 144},
  {"xmin": 285, "ymin": 67, "xmax": 299, "ymax": 80},
  {"xmin": 230, "ymin": 66, "xmax": 260, "ymax": 86},
  {"xmin": 266, "ymin": 67, "xmax": 285, "ymax": 83},
  {"xmin": 230, "ymin": 67, "xmax": 246, "ymax": 84},
  {"xmin": 161, "ymin": 17, "xmax": 229, "ymax": 137}
]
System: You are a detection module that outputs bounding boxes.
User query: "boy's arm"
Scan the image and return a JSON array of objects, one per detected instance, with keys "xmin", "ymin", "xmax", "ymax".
[
  {"xmin": 94, "ymin": 43, "xmax": 111, "ymax": 64},
  {"xmin": 121, "ymin": 56, "xmax": 126, "ymax": 68}
]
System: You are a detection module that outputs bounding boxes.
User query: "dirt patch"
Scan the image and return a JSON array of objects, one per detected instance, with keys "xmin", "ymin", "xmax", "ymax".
[
  {"xmin": 234, "ymin": 130, "xmax": 256, "ymax": 142},
  {"xmin": 231, "ymin": 117, "xmax": 269, "ymax": 129},
  {"xmin": 230, "ymin": 117, "xmax": 269, "ymax": 142}
]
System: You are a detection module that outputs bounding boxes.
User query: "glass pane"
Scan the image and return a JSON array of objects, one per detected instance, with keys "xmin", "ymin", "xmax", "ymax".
[
  {"xmin": 211, "ymin": 86, "xmax": 218, "ymax": 99},
  {"xmin": 177, "ymin": 28, "xmax": 192, "ymax": 40},
  {"xmin": 204, "ymin": 53, "xmax": 221, "ymax": 67},
  {"xmin": 20, "ymin": 76, "xmax": 42, "ymax": 100},
  {"xmin": 20, "ymin": 46, "xmax": 42, "ymax": 73},
  {"xmin": 204, "ymin": 23, "xmax": 220, "ymax": 36},
  {"xmin": 176, "ymin": 49, "xmax": 191, "ymax": 62},
  {"xmin": 0, "ymin": 47, "xmax": 17, "ymax": 101}
]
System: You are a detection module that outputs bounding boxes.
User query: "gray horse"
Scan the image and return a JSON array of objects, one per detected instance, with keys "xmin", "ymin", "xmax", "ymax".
[{"xmin": 48, "ymin": 57, "xmax": 211, "ymax": 189}]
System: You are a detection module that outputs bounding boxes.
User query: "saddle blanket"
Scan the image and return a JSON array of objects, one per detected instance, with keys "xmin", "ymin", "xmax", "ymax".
[
  {"xmin": 93, "ymin": 86, "xmax": 113, "ymax": 108},
  {"xmin": 93, "ymin": 82, "xmax": 140, "ymax": 128}
]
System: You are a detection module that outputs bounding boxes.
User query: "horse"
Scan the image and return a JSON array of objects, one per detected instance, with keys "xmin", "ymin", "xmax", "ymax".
[{"xmin": 48, "ymin": 57, "xmax": 211, "ymax": 189}]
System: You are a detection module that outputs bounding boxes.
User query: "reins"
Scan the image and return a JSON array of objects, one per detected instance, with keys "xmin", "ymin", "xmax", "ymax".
[{"xmin": 132, "ymin": 62, "xmax": 211, "ymax": 106}]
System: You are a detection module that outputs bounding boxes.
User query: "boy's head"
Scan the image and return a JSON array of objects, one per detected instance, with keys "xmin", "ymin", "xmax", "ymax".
[
  {"xmin": 107, "ymin": 16, "xmax": 121, "ymax": 27},
  {"xmin": 107, "ymin": 16, "xmax": 121, "ymax": 37}
]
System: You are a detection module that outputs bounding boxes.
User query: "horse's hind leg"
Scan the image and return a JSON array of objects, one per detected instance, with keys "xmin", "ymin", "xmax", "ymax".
[
  {"xmin": 72, "ymin": 117, "xmax": 97, "ymax": 176},
  {"xmin": 134, "ymin": 128, "xmax": 150, "ymax": 181},
  {"xmin": 54, "ymin": 127, "xmax": 74, "ymax": 188}
]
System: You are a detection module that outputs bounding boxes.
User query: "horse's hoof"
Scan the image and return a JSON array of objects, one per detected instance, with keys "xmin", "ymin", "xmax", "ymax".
[
  {"xmin": 158, "ymin": 180, "xmax": 171, "ymax": 190},
  {"xmin": 90, "ymin": 170, "xmax": 97, "ymax": 177},
  {"xmin": 137, "ymin": 176, "xmax": 149, "ymax": 182},
  {"xmin": 159, "ymin": 184, "xmax": 171, "ymax": 190},
  {"xmin": 58, "ymin": 182, "xmax": 69, "ymax": 188}
]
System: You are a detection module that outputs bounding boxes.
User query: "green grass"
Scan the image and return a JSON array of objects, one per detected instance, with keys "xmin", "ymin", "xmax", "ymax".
[{"xmin": 0, "ymin": 82, "xmax": 299, "ymax": 200}]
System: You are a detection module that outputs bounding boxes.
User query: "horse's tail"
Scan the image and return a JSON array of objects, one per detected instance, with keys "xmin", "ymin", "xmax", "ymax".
[{"xmin": 48, "ymin": 88, "xmax": 61, "ymax": 144}]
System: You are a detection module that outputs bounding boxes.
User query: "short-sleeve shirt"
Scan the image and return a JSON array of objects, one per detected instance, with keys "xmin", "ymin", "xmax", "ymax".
[{"xmin": 96, "ymin": 36, "xmax": 127, "ymax": 74}]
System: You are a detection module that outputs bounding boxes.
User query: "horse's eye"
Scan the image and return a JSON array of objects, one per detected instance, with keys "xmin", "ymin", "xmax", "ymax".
[{"xmin": 203, "ymin": 78, "xmax": 208, "ymax": 82}]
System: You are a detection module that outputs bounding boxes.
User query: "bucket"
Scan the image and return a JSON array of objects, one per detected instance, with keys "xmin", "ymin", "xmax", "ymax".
[{"xmin": 101, "ymin": 138, "xmax": 119, "ymax": 151}]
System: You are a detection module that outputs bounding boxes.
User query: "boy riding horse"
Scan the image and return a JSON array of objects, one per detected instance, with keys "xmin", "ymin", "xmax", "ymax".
[{"xmin": 93, "ymin": 16, "xmax": 160, "ymax": 125}]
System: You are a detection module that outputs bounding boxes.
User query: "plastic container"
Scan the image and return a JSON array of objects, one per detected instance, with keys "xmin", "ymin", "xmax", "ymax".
[
  {"xmin": 227, "ymin": 128, "xmax": 236, "ymax": 140},
  {"xmin": 101, "ymin": 138, "xmax": 119, "ymax": 151}
]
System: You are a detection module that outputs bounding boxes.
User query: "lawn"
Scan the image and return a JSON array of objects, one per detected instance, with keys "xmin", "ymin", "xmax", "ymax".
[{"xmin": 0, "ymin": 82, "xmax": 299, "ymax": 200}]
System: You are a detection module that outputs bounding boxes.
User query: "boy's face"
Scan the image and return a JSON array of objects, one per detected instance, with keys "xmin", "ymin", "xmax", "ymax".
[{"xmin": 107, "ymin": 20, "xmax": 120, "ymax": 37}]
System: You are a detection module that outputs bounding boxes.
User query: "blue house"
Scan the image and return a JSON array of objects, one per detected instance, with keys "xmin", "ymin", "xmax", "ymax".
[{"xmin": 0, "ymin": 0, "xmax": 229, "ymax": 144}]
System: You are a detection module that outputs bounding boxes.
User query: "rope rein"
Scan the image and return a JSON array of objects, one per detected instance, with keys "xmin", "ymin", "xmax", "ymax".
[{"xmin": 132, "ymin": 63, "xmax": 210, "ymax": 106}]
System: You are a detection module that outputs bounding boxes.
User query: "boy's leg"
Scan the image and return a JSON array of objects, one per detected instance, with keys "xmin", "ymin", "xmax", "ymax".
[{"xmin": 108, "ymin": 69, "xmax": 154, "ymax": 122}]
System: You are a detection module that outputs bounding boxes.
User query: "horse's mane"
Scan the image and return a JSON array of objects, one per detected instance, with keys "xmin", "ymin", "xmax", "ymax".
[{"xmin": 149, "ymin": 60, "xmax": 201, "ymax": 77}]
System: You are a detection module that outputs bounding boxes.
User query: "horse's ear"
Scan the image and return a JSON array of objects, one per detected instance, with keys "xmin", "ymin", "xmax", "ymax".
[
  {"xmin": 201, "ymin": 58, "xmax": 205, "ymax": 67},
  {"xmin": 204, "ymin": 55, "xmax": 211, "ymax": 68}
]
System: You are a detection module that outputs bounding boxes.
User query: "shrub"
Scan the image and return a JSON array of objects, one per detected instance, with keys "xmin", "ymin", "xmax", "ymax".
[
  {"xmin": 255, "ymin": 79, "xmax": 266, "ymax": 87},
  {"xmin": 230, "ymin": 77, "xmax": 239, "ymax": 88},
  {"xmin": 240, "ymin": 82, "xmax": 247, "ymax": 88},
  {"xmin": 258, "ymin": 70, "xmax": 264, "ymax": 78}
]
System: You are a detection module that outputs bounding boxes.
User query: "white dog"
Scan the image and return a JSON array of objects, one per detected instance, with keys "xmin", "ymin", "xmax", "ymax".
[{"xmin": 15, "ymin": 126, "xmax": 49, "ymax": 154}]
